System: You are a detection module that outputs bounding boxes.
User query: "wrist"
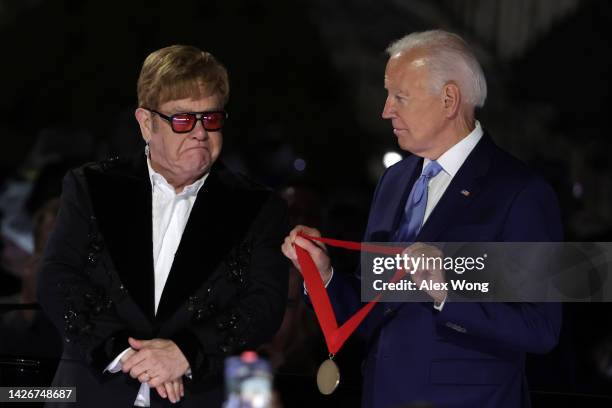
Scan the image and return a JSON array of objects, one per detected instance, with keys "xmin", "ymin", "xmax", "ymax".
[
  {"xmin": 432, "ymin": 291, "xmax": 447, "ymax": 304},
  {"xmin": 322, "ymin": 266, "xmax": 333, "ymax": 285}
]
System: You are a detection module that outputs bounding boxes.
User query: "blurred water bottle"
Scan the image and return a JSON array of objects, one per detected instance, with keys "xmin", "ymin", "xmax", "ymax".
[{"xmin": 224, "ymin": 351, "xmax": 272, "ymax": 408}]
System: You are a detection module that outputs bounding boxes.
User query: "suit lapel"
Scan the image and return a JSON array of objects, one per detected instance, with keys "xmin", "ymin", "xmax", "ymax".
[
  {"xmin": 154, "ymin": 168, "xmax": 233, "ymax": 322},
  {"xmin": 85, "ymin": 156, "xmax": 156, "ymax": 322},
  {"xmin": 155, "ymin": 163, "xmax": 269, "ymax": 322},
  {"xmin": 416, "ymin": 134, "xmax": 493, "ymax": 242}
]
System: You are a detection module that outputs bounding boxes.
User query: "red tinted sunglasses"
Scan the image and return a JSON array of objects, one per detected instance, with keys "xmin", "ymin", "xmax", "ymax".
[{"xmin": 147, "ymin": 108, "xmax": 228, "ymax": 133}]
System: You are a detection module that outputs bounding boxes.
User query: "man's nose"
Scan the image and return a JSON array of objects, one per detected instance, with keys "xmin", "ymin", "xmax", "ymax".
[
  {"xmin": 191, "ymin": 119, "xmax": 208, "ymax": 140},
  {"xmin": 382, "ymin": 96, "xmax": 395, "ymax": 119}
]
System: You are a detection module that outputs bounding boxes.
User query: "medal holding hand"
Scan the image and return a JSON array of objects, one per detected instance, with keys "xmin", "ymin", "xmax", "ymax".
[
  {"xmin": 402, "ymin": 243, "xmax": 447, "ymax": 305},
  {"xmin": 282, "ymin": 225, "xmax": 341, "ymax": 395},
  {"xmin": 281, "ymin": 227, "xmax": 450, "ymax": 395},
  {"xmin": 282, "ymin": 225, "xmax": 332, "ymax": 285}
]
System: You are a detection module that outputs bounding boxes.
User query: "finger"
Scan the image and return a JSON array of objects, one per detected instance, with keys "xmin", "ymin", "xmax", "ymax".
[
  {"xmin": 147, "ymin": 338, "xmax": 171, "ymax": 349},
  {"xmin": 119, "ymin": 348, "xmax": 136, "ymax": 364},
  {"xmin": 128, "ymin": 337, "xmax": 141, "ymax": 349},
  {"xmin": 156, "ymin": 385, "xmax": 167, "ymax": 399},
  {"xmin": 403, "ymin": 244, "xmax": 418, "ymax": 257},
  {"xmin": 416, "ymin": 243, "xmax": 441, "ymax": 258},
  {"xmin": 311, "ymin": 239, "xmax": 327, "ymax": 251},
  {"xmin": 294, "ymin": 237, "xmax": 330, "ymax": 269},
  {"xmin": 180, "ymin": 380, "xmax": 184, "ymax": 397},
  {"xmin": 283, "ymin": 235, "xmax": 309, "ymax": 272},
  {"xmin": 148, "ymin": 372, "xmax": 169, "ymax": 389},
  {"xmin": 295, "ymin": 225, "xmax": 322, "ymax": 238},
  {"xmin": 281, "ymin": 237, "xmax": 297, "ymax": 261},
  {"xmin": 138, "ymin": 370, "xmax": 151, "ymax": 383},
  {"xmin": 294, "ymin": 236, "xmax": 325, "ymax": 255},
  {"xmin": 122, "ymin": 350, "xmax": 149, "ymax": 373},
  {"xmin": 128, "ymin": 337, "xmax": 151, "ymax": 350},
  {"xmin": 173, "ymin": 380, "xmax": 181, "ymax": 402},
  {"xmin": 289, "ymin": 225, "xmax": 319, "ymax": 243},
  {"xmin": 288, "ymin": 226, "xmax": 302, "ymax": 243},
  {"xmin": 295, "ymin": 227, "xmax": 326, "ymax": 251},
  {"xmin": 165, "ymin": 381, "xmax": 177, "ymax": 403},
  {"xmin": 130, "ymin": 360, "xmax": 152, "ymax": 379}
]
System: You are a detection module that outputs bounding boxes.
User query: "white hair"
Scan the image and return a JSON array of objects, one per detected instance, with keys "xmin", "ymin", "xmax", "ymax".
[{"xmin": 386, "ymin": 30, "xmax": 487, "ymax": 108}]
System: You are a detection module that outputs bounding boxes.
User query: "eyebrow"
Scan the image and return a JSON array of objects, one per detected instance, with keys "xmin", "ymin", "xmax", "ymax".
[{"xmin": 384, "ymin": 86, "xmax": 407, "ymax": 96}]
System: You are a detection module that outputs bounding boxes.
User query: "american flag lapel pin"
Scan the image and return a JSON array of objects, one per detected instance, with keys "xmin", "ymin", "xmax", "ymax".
[{"xmin": 460, "ymin": 189, "xmax": 470, "ymax": 197}]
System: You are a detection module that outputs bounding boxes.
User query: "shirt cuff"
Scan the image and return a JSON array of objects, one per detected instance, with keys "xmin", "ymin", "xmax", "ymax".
[
  {"xmin": 433, "ymin": 294, "xmax": 447, "ymax": 311},
  {"xmin": 104, "ymin": 347, "xmax": 132, "ymax": 373},
  {"xmin": 303, "ymin": 267, "xmax": 334, "ymax": 295}
]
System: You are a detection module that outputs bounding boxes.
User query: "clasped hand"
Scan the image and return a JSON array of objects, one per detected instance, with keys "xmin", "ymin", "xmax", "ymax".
[
  {"xmin": 402, "ymin": 242, "xmax": 447, "ymax": 303},
  {"xmin": 120, "ymin": 337, "xmax": 190, "ymax": 403}
]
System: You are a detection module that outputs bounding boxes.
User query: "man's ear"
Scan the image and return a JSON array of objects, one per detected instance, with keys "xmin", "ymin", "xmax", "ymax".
[
  {"xmin": 135, "ymin": 108, "xmax": 152, "ymax": 143},
  {"xmin": 442, "ymin": 82, "xmax": 461, "ymax": 118}
]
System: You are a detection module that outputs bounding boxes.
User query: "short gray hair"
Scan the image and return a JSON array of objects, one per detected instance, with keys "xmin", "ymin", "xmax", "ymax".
[{"xmin": 386, "ymin": 30, "xmax": 487, "ymax": 108}]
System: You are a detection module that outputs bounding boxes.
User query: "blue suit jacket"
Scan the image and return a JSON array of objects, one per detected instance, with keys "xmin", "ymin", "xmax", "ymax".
[{"xmin": 326, "ymin": 134, "xmax": 563, "ymax": 408}]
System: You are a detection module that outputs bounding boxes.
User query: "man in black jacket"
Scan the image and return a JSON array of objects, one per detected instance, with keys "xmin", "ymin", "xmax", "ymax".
[{"xmin": 38, "ymin": 45, "xmax": 288, "ymax": 407}]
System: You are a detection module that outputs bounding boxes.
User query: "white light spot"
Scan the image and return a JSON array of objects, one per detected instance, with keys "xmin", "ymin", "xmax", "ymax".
[{"xmin": 383, "ymin": 151, "xmax": 402, "ymax": 168}]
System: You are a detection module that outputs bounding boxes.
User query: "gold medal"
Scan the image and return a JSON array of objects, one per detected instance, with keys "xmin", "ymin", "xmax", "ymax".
[{"xmin": 316, "ymin": 357, "xmax": 340, "ymax": 395}]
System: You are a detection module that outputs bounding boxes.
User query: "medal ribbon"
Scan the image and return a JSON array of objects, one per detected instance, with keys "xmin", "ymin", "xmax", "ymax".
[{"xmin": 295, "ymin": 233, "xmax": 406, "ymax": 355}]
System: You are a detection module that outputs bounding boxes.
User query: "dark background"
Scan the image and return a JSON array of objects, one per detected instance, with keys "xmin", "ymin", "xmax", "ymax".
[
  {"xmin": 1, "ymin": 0, "xmax": 612, "ymax": 406},
  {"xmin": 2, "ymin": 0, "xmax": 612, "ymax": 238}
]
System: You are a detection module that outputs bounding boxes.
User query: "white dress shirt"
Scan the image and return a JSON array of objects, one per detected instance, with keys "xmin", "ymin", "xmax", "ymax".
[
  {"xmin": 421, "ymin": 121, "xmax": 483, "ymax": 225},
  {"xmin": 105, "ymin": 150, "xmax": 207, "ymax": 406}
]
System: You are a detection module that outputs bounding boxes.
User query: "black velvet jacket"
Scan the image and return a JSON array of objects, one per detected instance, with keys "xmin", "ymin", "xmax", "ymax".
[{"xmin": 38, "ymin": 156, "xmax": 288, "ymax": 407}]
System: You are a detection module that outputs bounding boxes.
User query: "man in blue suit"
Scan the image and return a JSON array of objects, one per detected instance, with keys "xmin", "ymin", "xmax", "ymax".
[{"xmin": 282, "ymin": 30, "xmax": 562, "ymax": 408}]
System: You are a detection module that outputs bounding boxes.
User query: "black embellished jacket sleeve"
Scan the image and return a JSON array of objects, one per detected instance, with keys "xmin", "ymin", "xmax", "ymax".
[{"xmin": 38, "ymin": 169, "xmax": 130, "ymax": 376}]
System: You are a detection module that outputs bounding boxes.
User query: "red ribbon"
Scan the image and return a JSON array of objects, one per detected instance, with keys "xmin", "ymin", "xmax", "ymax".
[{"xmin": 295, "ymin": 233, "xmax": 406, "ymax": 355}]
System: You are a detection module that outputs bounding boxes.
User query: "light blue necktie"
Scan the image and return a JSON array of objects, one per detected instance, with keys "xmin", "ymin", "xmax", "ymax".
[{"xmin": 394, "ymin": 160, "xmax": 443, "ymax": 242}]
